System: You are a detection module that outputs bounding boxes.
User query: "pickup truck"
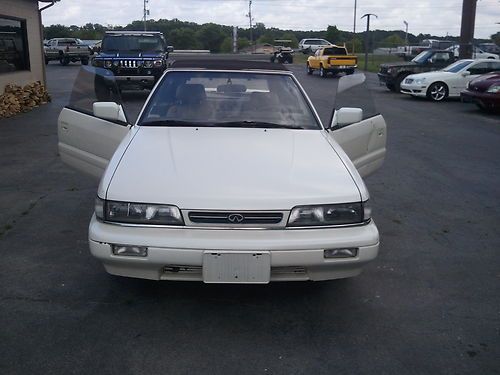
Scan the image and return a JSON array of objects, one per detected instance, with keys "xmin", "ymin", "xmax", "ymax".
[
  {"xmin": 378, "ymin": 50, "xmax": 456, "ymax": 92},
  {"xmin": 306, "ymin": 45, "xmax": 357, "ymax": 77},
  {"xmin": 44, "ymin": 38, "xmax": 91, "ymax": 66}
]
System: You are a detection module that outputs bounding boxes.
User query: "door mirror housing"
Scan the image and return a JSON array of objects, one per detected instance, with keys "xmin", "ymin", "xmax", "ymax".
[
  {"xmin": 93, "ymin": 102, "xmax": 127, "ymax": 123},
  {"xmin": 331, "ymin": 107, "xmax": 363, "ymax": 129},
  {"xmin": 167, "ymin": 45, "xmax": 174, "ymax": 53},
  {"xmin": 461, "ymin": 70, "xmax": 471, "ymax": 77}
]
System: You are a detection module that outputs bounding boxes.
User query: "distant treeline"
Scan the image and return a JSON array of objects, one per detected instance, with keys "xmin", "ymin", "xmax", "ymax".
[{"xmin": 43, "ymin": 19, "xmax": 497, "ymax": 52}]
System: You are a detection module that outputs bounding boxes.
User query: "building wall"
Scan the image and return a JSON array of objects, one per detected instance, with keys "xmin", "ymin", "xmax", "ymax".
[{"xmin": 0, "ymin": 0, "xmax": 44, "ymax": 93}]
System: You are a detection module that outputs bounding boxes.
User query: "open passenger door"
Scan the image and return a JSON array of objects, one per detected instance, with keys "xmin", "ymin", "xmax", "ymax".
[
  {"xmin": 58, "ymin": 66, "xmax": 130, "ymax": 178},
  {"xmin": 328, "ymin": 73, "xmax": 386, "ymax": 178}
]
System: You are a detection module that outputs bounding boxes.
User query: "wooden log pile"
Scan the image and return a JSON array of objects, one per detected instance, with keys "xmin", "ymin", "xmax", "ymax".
[{"xmin": 0, "ymin": 81, "xmax": 51, "ymax": 118}]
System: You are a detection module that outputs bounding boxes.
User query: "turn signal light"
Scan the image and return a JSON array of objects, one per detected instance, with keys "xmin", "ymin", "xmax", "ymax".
[
  {"xmin": 324, "ymin": 248, "xmax": 358, "ymax": 258},
  {"xmin": 111, "ymin": 244, "xmax": 148, "ymax": 257}
]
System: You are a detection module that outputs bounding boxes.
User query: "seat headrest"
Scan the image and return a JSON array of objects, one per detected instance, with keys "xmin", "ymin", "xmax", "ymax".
[{"xmin": 176, "ymin": 84, "xmax": 206, "ymax": 104}]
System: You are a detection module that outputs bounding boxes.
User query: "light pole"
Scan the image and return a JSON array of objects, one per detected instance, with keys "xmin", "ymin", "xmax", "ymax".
[
  {"xmin": 247, "ymin": 0, "xmax": 254, "ymax": 53},
  {"xmin": 403, "ymin": 20, "xmax": 408, "ymax": 47},
  {"xmin": 352, "ymin": 0, "xmax": 357, "ymax": 53},
  {"xmin": 143, "ymin": 0, "xmax": 149, "ymax": 31},
  {"xmin": 361, "ymin": 13, "xmax": 377, "ymax": 71}
]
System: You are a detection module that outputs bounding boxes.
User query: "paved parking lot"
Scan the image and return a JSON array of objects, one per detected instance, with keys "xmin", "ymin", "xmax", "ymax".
[{"xmin": 1, "ymin": 59, "xmax": 499, "ymax": 375}]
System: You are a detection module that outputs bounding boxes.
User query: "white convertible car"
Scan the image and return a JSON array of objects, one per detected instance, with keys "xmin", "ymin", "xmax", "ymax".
[
  {"xmin": 58, "ymin": 60, "xmax": 386, "ymax": 283},
  {"xmin": 400, "ymin": 58, "xmax": 500, "ymax": 101}
]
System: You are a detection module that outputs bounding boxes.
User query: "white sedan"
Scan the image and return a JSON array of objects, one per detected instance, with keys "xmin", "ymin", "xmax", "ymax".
[
  {"xmin": 400, "ymin": 59, "xmax": 500, "ymax": 101},
  {"xmin": 57, "ymin": 61, "xmax": 386, "ymax": 283},
  {"xmin": 446, "ymin": 45, "xmax": 499, "ymax": 60}
]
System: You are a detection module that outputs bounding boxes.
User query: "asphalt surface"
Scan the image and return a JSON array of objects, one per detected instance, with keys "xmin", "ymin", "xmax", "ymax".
[{"xmin": 1, "ymin": 57, "xmax": 499, "ymax": 375}]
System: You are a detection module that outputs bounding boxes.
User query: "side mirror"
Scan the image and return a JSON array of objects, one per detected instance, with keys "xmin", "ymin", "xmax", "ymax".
[
  {"xmin": 93, "ymin": 102, "xmax": 127, "ymax": 123},
  {"xmin": 461, "ymin": 71, "xmax": 471, "ymax": 77},
  {"xmin": 331, "ymin": 107, "xmax": 363, "ymax": 129},
  {"xmin": 167, "ymin": 46, "xmax": 174, "ymax": 53}
]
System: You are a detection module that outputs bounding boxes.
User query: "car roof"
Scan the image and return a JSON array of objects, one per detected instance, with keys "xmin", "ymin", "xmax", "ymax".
[{"xmin": 168, "ymin": 59, "xmax": 290, "ymax": 72}]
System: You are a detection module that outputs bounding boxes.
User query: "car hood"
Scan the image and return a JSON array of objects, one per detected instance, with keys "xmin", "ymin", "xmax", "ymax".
[
  {"xmin": 407, "ymin": 70, "xmax": 450, "ymax": 79},
  {"xmin": 469, "ymin": 72, "xmax": 500, "ymax": 92},
  {"xmin": 105, "ymin": 127, "xmax": 361, "ymax": 210},
  {"xmin": 380, "ymin": 62, "xmax": 417, "ymax": 69}
]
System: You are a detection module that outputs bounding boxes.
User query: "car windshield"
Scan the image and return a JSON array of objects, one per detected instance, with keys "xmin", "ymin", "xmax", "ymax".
[
  {"xmin": 138, "ymin": 71, "xmax": 321, "ymax": 129},
  {"xmin": 101, "ymin": 35, "xmax": 164, "ymax": 52},
  {"xmin": 443, "ymin": 60, "xmax": 473, "ymax": 73},
  {"xmin": 412, "ymin": 51, "xmax": 433, "ymax": 63}
]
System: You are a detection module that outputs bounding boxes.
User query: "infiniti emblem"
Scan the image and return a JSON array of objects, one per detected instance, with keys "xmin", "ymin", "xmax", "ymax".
[{"xmin": 228, "ymin": 214, "xmax": 245, "ymax": 223}]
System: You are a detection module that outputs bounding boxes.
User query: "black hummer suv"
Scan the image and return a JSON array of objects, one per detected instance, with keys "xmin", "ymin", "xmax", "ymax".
[
  {"xmin": 378, "ymin": 50, "xmax": 456, "ymax": 92},
  {"xmin": 92, "ymin": 31, "xmax": 173, "ymax": 90}
]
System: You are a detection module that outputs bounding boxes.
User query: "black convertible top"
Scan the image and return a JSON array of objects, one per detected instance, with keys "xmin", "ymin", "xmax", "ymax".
[{"xmin": 168, "ymin": 59, "xmax": 290, "ymax": 72}]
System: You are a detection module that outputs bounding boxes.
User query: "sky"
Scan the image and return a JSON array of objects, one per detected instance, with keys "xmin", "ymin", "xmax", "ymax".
[{"xmin": 40, "ymin": 0, "xmax": 500, "ymax": 39}]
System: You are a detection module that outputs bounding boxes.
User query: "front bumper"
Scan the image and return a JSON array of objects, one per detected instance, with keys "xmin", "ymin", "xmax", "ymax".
[
  {"xmin": 461, "ymin": 89, "xmax": 500, "ymax": 109},
  {"xmin": 377, "ymin": 73, "xmax": 393, "ymax": 84},
  {"xmin": 89, "ymin": 216, "xmax": 380, "ymax": 282},
  {"xmin": 400, "ymin": 82, "xmax": 428, "ymax": 97}
]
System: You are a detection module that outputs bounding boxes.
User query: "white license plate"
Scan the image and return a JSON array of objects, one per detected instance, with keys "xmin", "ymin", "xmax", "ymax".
[{"xmin": 203, "ymin": 251, "xmax": 271, "ymax": 284}]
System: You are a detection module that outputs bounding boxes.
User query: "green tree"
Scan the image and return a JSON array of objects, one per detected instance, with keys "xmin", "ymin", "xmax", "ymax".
[
  {"xmin": 379, "ymin": 34, "xmax": 405, "ymax": 48},
  {"xmin": 326, "ymin": 25, "xmax": 342, "ymax": 43},
  {"xmin": 169, "ymin": 27, "xmax": 200, "ymax": 49},
  {"xmin": 280, "ymin": 32, "xmax": 298, "ymax": 48},
  {"xmin": 195, "ymin": 23, "xmax": 227, "ymax": 52},
  {"xmin": 491, "ymin": 32, "xmax": 500, "ymax": 46},
  {"xmin": 220, "ymin": 37, "xmax": 233, "ymax": 53}
]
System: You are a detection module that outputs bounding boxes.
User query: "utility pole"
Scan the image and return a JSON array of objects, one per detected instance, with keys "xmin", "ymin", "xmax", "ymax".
[
  {"xmin": 143, "ymin": 0, "xmax": 149, "ymax": 31},
  {"xmin": 403, "ymin": 20, "xmax": 408, "ymax": 47},
  {"xmin": 352, "ymin": 0, "xmax": 357, "ymax": 53},
  {"xmin": 247, "ymin": 0, "xmax": 254, "ymax": 53},
  {"xmin": 459, "ymin": 0, "xmax": 477, "ymax": 59},
  {"xmin": 361, "ymin": 13, "xmax": 377, "ymax": 71}
]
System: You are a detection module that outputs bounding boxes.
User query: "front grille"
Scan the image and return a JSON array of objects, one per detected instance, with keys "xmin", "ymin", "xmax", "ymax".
[
  {"xmin": 188, "ymin": 211, "xmax": 284, "ymax": 225},
  {"xmin": 380, "ymin": 67, "xmax": 388, "ymax": 74},
  {"xmin": 405, "ymin": 78, "xmax": 414, "ymax": 84},
  {"xmin": 119, "ymin": 60, "xmax": 139, "ymax": 68}
]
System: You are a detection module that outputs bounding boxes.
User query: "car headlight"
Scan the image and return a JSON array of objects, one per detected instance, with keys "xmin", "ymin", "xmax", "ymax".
[
  {"xmin": 143, "ymin": 60, "xmax": 153, "ymax": 68},
  {"xmin": 287, "ymin": 202, "xmax": 370, "ymax": 227},
  {"xmin": 414, "ymin": 78, "xmax": 426, "ymax": 85},
  {"xmin": 95, "ymin": 198, "xmax": 184, "ymax": 225},
  {"xmin": 104, "ymin": 60, "xmax": 113, "ymax": 68},
  {"xmin": 92, "ymin": 59, "xmax": 103, "ymax": 67},
  {"xmin": 153, "ymin": 59, "xmax": 163, "ymax": 67},
  {"xmin": 486, "ymin": 85, "xmax": 500, "ymax": 93}
]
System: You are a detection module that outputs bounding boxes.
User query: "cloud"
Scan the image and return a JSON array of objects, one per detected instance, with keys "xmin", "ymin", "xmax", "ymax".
[{"xmin": 41, "ymin": 0, "xmax": 500, "ymax": 38}]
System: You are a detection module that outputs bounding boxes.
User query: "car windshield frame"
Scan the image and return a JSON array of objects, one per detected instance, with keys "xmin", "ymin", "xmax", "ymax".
[
  {"xmin": 442, "ymin": 60, "xmax": 473, "ymax": 73},
  {"xmin": 137, "ymin": 70, "xmax": 323, "ymax": 130}
]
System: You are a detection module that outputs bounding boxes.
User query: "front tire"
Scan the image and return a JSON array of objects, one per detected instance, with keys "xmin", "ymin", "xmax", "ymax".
[
  {"xmin": 395, "ymin": 74, "xmax": 408, "ymax": 92},
  {"xmin": 427, "ymin": 82, "xmax": 449, "ymax": 102},
  {"xmin": 306, "ymin": 63, "xmax": 313, "ymax": 75},
  {"xmin": 386, "ymin": 82, "xmax": 396, "ymax": 91},
  {"xmin": 346, "ymin": 68, "xmax": 355, "ymax": 75},
  {"xmin": 81, "ymin": 57, "xmax": 89, "ymax": 65},
  {"xmin": 60, "ymin": 57, "xmax": 70, "ymax": 66},
  {"xmin": 320, "ymin": 65, "xmax": 327, "ymax": 78}
]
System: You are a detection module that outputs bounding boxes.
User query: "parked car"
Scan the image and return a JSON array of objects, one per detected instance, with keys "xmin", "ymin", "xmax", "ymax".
[
  {"xmin": 395, "ymin": 45, "xmax": 429, "ymax": 61},
  {"xmin": 298, "ymin": 38, "xmax": 333, "ymax": 54},
  {"xmin": 91, "ymin": 31, "xmax": 173, "ymax": 90},
  {"xmin": 461, "ymin": 72, "xmax": 500, "ymax": 112},
  {"xmin": 477, "ymin": 43, "xmax": 500, "ymax": 55},
  {"xmin": 57, "ymin": 61, "xmax": 387, "ymax": 283},
  {"xmin": 420, "ymin": 39, "xmax": 455, "ymax": 50},
  {"xmin": 378, "ymin": 50, "xmax": 456, "ymax": 92},
  {"xmin": 400, "ymin": 59, "xmax": 500, "ymax": 101},
  {"xmin": 446, "ymin": 45, "xmax": 499, "ymax": 60},
  {"xmin": 44, "ymin": 38, "xmax": 91, "ymax": 65},
  {"xmin": 306, "ymin": 45, "xmax": 357, "ymax": 77}
]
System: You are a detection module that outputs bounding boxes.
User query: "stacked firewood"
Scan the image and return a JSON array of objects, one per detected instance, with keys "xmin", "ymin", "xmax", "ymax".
[{"xmin": 0, "ymin": 81, "xmax": 51, "ymax": 118}]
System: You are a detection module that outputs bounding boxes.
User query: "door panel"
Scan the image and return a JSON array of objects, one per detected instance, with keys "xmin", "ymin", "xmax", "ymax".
[
  {"xmin": 58, "ymin": 108, "xmax": 129, "ymax": 178},
  {"xmin": 331, "ymin": 114, "xmax": 387, "ymax": 178}
]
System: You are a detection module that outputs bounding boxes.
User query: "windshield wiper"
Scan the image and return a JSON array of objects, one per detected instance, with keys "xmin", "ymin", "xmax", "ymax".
[
  {"xmin": 215, "ymin": 121, "xmax": 304, "ymax": 129},
  {"xmin": 140, "ymin": 120, "xmax": 213, "ymax": 127}
]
